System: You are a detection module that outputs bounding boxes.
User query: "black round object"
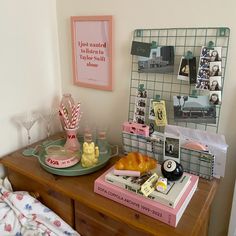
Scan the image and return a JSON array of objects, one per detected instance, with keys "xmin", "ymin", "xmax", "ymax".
[{"xmin": 161, "ymin": 159, "xmax": 183, "ymax": 181}]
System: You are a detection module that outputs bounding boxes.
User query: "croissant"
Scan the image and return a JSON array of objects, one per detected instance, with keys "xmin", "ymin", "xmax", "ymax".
[{"xmin": 114, "ymin": 152, "xmax": 157, "ymax": 173}]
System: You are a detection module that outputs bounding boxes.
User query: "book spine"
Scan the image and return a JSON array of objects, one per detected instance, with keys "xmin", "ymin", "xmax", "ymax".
[{"xmin": 94, "ymin": 179, "xmax": 176, "ymax": 227}]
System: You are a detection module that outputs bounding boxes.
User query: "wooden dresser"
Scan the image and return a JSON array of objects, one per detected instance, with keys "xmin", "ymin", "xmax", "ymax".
[{"xmin": 0, "ymin": 136, "xmax": 220, "ymax": 236}]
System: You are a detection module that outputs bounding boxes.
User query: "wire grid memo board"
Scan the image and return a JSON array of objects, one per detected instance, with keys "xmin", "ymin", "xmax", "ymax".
[{"xmin": 128, "ymin": 27, "xmax": 230, "ymax": 133}]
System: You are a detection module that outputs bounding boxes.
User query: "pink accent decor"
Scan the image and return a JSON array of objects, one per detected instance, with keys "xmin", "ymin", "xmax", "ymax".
[
  {"xmin": 64, "ymin": 127, "xmax": 80, "ymax": 151},
  {"xmin": 71, "ymin": 16, "xmax": 113, "ymax": 91},
  {"xmin": 94, "ymin": 166, "xmax": 199, "ymax": 227},
  {"xmin": 113, "ymin": 169, "xmax": 141, "ymax": 177}
]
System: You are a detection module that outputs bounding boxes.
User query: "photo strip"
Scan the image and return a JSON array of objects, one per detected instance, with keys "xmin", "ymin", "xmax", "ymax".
[
  {"xmin": 133, "ymin": 87, "xmax": 148, "ymax": 124},
  {"xmin": 196, "ymin": 46, "xmax": 222, "ymax": 91}
]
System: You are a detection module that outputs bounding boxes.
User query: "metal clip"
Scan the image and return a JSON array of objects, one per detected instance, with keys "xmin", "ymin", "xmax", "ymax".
[
  {"xmin": 136, "ymin": 30, "xmax": 143, "ymax": 37},
  {"xmin": 151, "ymin": 41, "xmax": 158, "ymax": 49},
  {"xmin": 207, "ymin": 41, "xmax": 214, "ymax": 49},
  {"xmin": 219, "ymin": 28, "xmax": 227, "ymax": 37},
  {"xmin": 185, "ymin": 50, "xmax": 193, "ymax": 60},
  {"xmin": 138, "ymin": 84, "xmax": 145, "ymax": 92}
]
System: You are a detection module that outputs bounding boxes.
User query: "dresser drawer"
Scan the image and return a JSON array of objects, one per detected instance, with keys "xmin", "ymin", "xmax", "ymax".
[
  {"xmin": 75, "ymin": 201, "xmax": 150, "ymax": 236},
  {"xmin": 7, "ymin": 170, "xmax": 74, "ymax": 227}
]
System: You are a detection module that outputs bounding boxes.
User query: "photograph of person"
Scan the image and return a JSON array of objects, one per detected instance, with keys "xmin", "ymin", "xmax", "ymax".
[
  {"xmin": 209, "ymin": 47, "xmax": 222, "ymax": 62},
  {"xmin": 177, "ymin": 57, "xmax": 189, "ymax": 81},
  {"xmin": 210, "ymin": 62, "xmax": 221, "ymax": 76},
  {"xmin": 209, "ymin": 91, "xmax": 221, "ymax": 105},
  {"xmin": 209, "ymin": 76, "xmax": 222, "ymax": 91},
  {"xmin": 198, "ymin": 69, "xmax": 210, "ymax": 80},
  {"xmin": 201, "ymin": 46, "xmax": 210, "ymax": 58},
  {"xmin": 196, "ymin": 78, "xmax": 210, "ymax": 90},
  {"xmin": 200, "ymin": 58, "xmax": 210, "ymax": 69},
  {"xmin": 164, "ymin": 137, "xmax": 180, "ymax": 160}
]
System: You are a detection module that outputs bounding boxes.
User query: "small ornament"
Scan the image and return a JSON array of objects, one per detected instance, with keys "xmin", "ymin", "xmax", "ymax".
[
  {"xmin": 161, "ymin": 159, "xmax": 183, "ymax": 181},
  {"xmin": 156, "ymin": 177, "xmax": 168, "ymax": 192},
  {"xmin": 81, "ymin": 142, "xmax": 99, "ymax": 168}
]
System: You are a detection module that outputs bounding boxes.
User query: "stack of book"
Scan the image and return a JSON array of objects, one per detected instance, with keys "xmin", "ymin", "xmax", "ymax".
[{"xmin": 94, "ymin": 165, "xmax": 199, "ymax": 227}]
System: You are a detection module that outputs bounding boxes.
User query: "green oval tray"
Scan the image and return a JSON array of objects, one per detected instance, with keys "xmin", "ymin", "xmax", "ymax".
[{"xmin": 28, "ymin": 138, "xmax": 117, "ymax": 176}]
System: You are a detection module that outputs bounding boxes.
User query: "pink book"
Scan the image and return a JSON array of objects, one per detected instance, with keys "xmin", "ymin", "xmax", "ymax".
[{"xmin": 94, "ymin": 167, "xmax": 199, "ymax": 227}]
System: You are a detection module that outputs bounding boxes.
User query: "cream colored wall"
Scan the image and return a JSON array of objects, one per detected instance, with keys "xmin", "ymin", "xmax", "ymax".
[
  {"xmin": 0, "ymin": 0, "xmax": 61, "ymax": 159},
  {"xmin": 57, "ymin": 0, "xmax": 236, "ymax": 235}
]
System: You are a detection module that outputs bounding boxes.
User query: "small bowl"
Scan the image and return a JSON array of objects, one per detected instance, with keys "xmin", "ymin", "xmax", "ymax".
[
  {"xmin": 45, "ymin": 154, "xmax": 80, "ymax": 168},
  {"xmin": 44, "ymin": 145, "xmax": 80, "ymax": 168}
]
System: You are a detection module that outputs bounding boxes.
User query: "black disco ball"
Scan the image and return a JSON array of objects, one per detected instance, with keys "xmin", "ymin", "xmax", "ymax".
[{"xmin": 161, "ymin": 159, "xmax": 183, "ymax": 181}]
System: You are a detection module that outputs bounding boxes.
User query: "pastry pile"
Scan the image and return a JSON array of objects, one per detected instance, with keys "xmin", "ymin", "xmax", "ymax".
[{"xmin": 114, "ymin": 152, "xmax": 157, "ymax": 173}]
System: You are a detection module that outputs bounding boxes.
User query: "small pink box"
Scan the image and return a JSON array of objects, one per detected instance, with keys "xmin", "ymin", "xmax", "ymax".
[{"xmin": 123, "ymin": 121, "xmax": 149, "ymax": 137}]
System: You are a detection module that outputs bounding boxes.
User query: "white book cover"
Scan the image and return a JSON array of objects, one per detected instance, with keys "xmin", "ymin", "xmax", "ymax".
[{"xmin": 105, "ymin": 165, "xmax": 191, "ymax": 208}]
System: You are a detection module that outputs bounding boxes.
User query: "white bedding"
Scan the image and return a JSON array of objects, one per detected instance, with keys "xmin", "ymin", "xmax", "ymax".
[{"xmin": 0, "ymin": 178, "xmax": 80, "ymax": 236}]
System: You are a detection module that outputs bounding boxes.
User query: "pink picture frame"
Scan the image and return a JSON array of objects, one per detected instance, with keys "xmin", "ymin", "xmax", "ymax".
[{"xmin": 71, "ymin": 16, "xmax": 113, "ymax": 91}]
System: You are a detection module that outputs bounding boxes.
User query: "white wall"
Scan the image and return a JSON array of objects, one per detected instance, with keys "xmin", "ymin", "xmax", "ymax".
[
  {"xmin": 228, "ymin": 180, "xmax": 236, "ymax": 236},
  {"xmin": 0, "ymin": 0, "xmax": 61, "ymax": 161},
  {"xmin": 56, "ymin": 0, "xmax": 236, "ymax": 235}
]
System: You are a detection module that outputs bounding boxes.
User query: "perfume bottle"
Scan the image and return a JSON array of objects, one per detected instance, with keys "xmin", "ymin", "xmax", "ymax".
[{"xmin": 83, "ymin": 126, "xmax": 94, "ymax": 144}]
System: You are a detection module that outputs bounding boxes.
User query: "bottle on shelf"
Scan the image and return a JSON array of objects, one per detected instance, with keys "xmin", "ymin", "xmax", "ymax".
[{"xmin": 97, "ymin": 130, "xmax": 108, "ymax": 154}]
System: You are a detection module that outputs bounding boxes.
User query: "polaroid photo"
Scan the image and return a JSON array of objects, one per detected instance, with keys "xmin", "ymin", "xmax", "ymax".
[
  {"xmin": 209, "ymin": 47, "xmax": 222, "ymax": 62},
  {"xmin": 209, "ymin": 91, "xmax": 222, "ymax": 105},
  {"xmin": 209, "ymin": 76, "xmax": 222, "ymax": 91},
  {"xmin": 200, "ymin": 46, "xmax": 210, "ymax": 58},
  {"xmin": 178, "ymin": 57, "xmax": 197, "ymax": 83},
  {"xmin": 210, "ymin": 61, "xmax": 222, "ymax": 76},
  {"xmin": 148, "ymin": 99, "xmax": 155, "ymax": 120},
  {"xmin": 173, "ymin": 95, "xmax": 216, "ymax": 124},
  {"xmin": 195, "ymin": 77, "xmax": 210, "ymax": 90},
  {"xmin": 138, "ymin": 46, "xmax": 174, "ymax": 73},
  {"xmin": 164, "ymin": 134, "xmax": 180, "ymax": 163},
  {"xmin": 177, "ymin": 57, "xmax": 189, "ymax": 81}
]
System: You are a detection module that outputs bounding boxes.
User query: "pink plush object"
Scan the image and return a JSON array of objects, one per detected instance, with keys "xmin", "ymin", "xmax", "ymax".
[
  {"xmin": 113, "ymin": 169, "xmax": 141, "ymax": 177},
  {"xmin": 182, "ymin": 141, "xmax": 208, "ymax": 152}
]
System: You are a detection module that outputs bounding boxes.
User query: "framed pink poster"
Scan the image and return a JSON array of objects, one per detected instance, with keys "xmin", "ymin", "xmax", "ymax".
[{"xmin": 71, "ymin": 16, "xmax": 113, "ymax": 91}]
